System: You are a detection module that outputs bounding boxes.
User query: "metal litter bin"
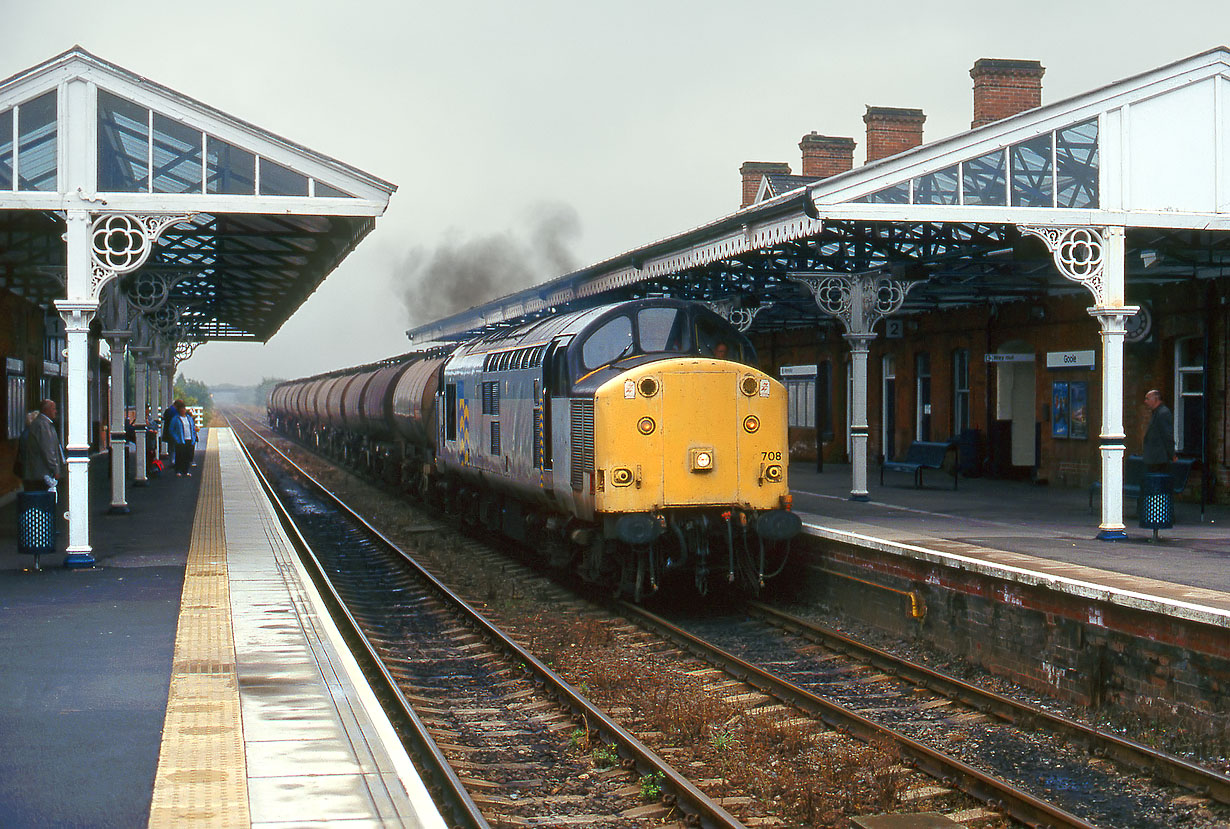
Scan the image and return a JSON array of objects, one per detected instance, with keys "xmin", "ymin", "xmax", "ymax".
[
  {"xmin": 17, "ymin": 490, "xmax": 56, "ymax": 568},
  {"xmin": 1139, "ymin": 472, "xmax": 1173, "ymax": 540}
]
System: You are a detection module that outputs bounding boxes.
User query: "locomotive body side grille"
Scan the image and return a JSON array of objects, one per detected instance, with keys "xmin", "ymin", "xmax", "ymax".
[{"xmin": 570, "ymin": 398, "xmax": 594, "ymax": 491}]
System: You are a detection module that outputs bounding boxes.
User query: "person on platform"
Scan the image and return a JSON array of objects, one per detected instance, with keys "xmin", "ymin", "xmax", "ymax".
[
  {"xmin": 170, "ymin": 401, "xmax": 198, "ymax": 476},
  {"xmin": 1143, "ymin": 389, "xmax": 1175, "ymax": 473},
  {"xmin": 22, "ymin": 399, "xmax": 64, "ymax": 493}
]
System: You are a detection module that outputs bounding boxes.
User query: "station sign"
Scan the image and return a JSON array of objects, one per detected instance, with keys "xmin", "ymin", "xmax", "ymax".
[
  {"xmin": 1046, "ymin": 350, "xmax": 1096, "ymax": 370},
  {"xmin": 5, "ymin": 358, "xmax": 23, "ymax": 374},
  {"xmin": 984, "ymin": 353, "xmax": 1035, "ymax": 363},
  {"xmin": 780, "ymin": 364, "xmax": 818, "ymax": 378}
]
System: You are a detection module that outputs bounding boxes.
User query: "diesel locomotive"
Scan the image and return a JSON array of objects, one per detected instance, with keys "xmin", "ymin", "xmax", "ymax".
[{"xmin": 268, "ymin": 298, "xmax": 801, "ymax": 600}]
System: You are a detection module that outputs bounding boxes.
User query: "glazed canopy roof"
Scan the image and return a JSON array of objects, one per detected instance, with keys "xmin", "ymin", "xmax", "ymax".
[{"xmin": 0, "ymin": 47, "xmax": 396, "ymax": 339}]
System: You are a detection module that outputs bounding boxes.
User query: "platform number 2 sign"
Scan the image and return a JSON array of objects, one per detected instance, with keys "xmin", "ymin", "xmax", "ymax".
[{"xmin": 885, "ymin": 319, "xmax": 904, "ymax": 339}]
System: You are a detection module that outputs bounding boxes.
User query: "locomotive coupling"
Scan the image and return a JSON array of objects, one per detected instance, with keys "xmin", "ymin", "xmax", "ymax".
[
  {"xmin": 613, "ymin": 514, "xmax": 665, "ymax": 545},
  {"xmin": 757, "ymin": 509, "xmax": 802, "ymax": 541}
]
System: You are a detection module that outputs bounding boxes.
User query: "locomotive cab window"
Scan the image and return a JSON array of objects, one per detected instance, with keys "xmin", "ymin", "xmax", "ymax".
[
  {"xmin": 696, "ymin": 317, "xmax": 742, "ymax": 362},
  {"xmin": 638, "ymin": 307, "xmax": 690, "ymax": 353},
  {"xmin": 581, "ymin": 314, "xmax": 634, "ymax": 370}
]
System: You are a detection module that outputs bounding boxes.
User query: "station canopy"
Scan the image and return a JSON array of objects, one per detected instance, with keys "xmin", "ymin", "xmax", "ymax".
[
  {"xmin": 0, "ymin": 47, "xmax": 396, "ymax": 339},
  {"xmin": 408, "ymin": 48, "xmax": 1230, "ymax": 344}
]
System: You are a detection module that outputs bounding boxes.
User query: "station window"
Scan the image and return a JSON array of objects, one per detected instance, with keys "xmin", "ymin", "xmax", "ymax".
[
  {"xmin": 915, "ymin": 352, "xmax": 931, "ymax": 441},
  {"xmin": 259, "ymin": 158, "xmax": 309, "ymax": 197},
  {"xmin": 0, "ymin": 109, "xmax": 12, "ymax": 189},
  {"xmin": 952, "ymin": 348, "xmax": 970, "ymax": 433},
  {"xmin": 206, "ymin": 136, "xmax": 255, "ymax": 195},
  {"xmin": 7, "ymin": 373, "xmax": 26, "ymax": 440},
  {"xmin": 16, "ymin": 91, "xmax": 57, "ymax": 192},
  {"xmin": 1174, "ymin": 337, "xmax": 1205, "ymax": 454},
  {"xmin": 781, "ymin": 368, "xmax": 816, "ymax": 429}
]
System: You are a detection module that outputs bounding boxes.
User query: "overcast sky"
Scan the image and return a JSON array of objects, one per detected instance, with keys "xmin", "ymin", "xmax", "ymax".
[{"xmin": 7, "ymin": 1, "xmax": 1230, "ymax": 386}]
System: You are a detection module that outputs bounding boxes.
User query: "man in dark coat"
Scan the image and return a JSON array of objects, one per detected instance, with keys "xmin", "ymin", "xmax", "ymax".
[
  {"xmin": 22, "ymin": 399, "xmax": 64, "ymax": 492},
  {"xmin": 1143, "ymin": 389, "xmax": 1175, "ymax": 473}
]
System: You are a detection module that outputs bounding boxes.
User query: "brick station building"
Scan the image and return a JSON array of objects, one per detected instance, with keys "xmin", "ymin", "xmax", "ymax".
[{"xmin": 740, "ymin": 57, "xmax": 1221, "ymax": 499}]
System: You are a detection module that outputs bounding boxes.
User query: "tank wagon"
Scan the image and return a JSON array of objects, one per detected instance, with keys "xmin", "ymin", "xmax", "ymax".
[{"xmin": 269, "ymin": 298, "xmax": 801, "ymax": 600}]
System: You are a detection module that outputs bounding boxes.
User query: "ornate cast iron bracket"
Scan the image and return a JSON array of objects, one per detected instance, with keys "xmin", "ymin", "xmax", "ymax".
[
  {"xmin": 1019, "ymin": 225, "xmax": 1106, "ymax": 305},
  {"xmin": 89, "ymin": 214, "xmax": 192, "ymax": 302},
  {"xmin": 705, "ymin": 297, "xmax": 772, "ymax": 333},
  {"xmin": 789, "ymin": 272, "xmax": 920, "ymax": 337}
]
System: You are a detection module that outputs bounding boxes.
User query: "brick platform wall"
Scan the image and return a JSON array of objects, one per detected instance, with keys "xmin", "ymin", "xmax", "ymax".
[{"xmin": 800, "ymin": 538, "xmax": 1230, "ymax": 720}]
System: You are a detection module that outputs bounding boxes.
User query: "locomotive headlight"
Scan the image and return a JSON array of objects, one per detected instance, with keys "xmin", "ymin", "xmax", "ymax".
[
  {"xmin": 764, "ymin": 464, "xmax": 783, "ymax": 482},
  {"xmin": 637, "ymin": 416, "xmax": 656, "ymax": 435},
  {"xmin": 741, "ymin": 376, "xmax": 759, "ymax": 396},
  {"xmin": 743, "ymin": 415, "xmax": 760, "ymax": 433},
  {"xmin": 690, "ymin": 447, "xmax": 715, "ymax": 472},
  {"xmin": 637, "ymin": 377, "xmax": 659, "ymax": 398},
  {"xmin": 612, "ymin": 467, "xmax": 634, "ymax": 486}
]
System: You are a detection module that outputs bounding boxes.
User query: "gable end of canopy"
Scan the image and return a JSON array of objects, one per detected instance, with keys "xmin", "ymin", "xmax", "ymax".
[{"xmin": 0, "ymin": 46, "xmax": 396, "ymax": 215}]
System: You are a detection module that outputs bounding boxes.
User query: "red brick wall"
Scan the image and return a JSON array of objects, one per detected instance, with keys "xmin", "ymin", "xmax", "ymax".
[
  {"xmin": 799, "ymin": 133, "xmax": 855, "ymax": 179},
  {"xmin": 802, "ymin": 538, "xmax": 1230, "ymax": 717},
  {"xmin": 751, "ymin": 278, "xmax": 1228, "ymax": 501},
  {"xmin": 970, "ymin": 58, "xmax": 1045, "ymax": 128},
  {"xmin": 738, "ymin": 161, "xmax": 791, "ymax": 208},
  {"xmin": 864, "ymin": 106, "xmax": 925, "ymax": 163}
]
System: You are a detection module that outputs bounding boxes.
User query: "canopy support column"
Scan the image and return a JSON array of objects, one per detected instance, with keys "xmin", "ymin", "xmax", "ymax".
[
  {"xmin": 1021, "ymin": 225, "xmax": 1136, "ymax": 540},
  {"xmin": 131, "ymin": 349, "xmax": 149, "ymax": 485},
  {"xmin": 847, "ymin": 334, "xmax": 874, "ymax": 500},
  {"xmin": 790, "ymin": 271, "xmax": 919, "ymax": 501},
  {"xmin": 105, "ymin": 331, "xmax": 130, "ymax": 513},
  {"xmin": 56, "ymin": 210, "xmax": 98, "ymax": 566}
]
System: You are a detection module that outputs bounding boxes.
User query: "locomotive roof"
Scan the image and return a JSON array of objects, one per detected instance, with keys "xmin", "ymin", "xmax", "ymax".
[{"xmin": 453, "ymin": 298, "xmax": 716, "ymax": 356}]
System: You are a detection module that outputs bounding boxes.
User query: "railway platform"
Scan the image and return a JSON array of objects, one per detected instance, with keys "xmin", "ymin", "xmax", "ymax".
[
  {"xmin": 0, "ymin": 428, "xmax": 443, "ymax": 828},
  {"xmin": 788, "ymin": 462, "xmax": 1230, "ymax": 619}
]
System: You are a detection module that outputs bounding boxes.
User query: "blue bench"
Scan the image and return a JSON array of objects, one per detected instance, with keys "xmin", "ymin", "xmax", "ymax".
[
  {"xmin": 880, "ymin": 441, "xmax": 957, "ymax": 489},
  {"xmin": 1088, "ymin": 456, "xmax": 1196, "ymax": 512}
]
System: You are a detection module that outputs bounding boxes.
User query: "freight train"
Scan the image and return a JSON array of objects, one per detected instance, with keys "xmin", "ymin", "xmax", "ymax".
[{"xmin": 268, "ymin": 297, "xmax": 801, "ymax": 600}]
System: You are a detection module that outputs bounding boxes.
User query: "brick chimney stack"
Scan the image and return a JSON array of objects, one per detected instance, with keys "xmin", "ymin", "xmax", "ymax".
[
  {"xmin": 970, "ymin": 58, "xmax": 1045, "ymax": 128},
  {"xmin": 863, "ymin": 106, "xmax": 926, "ymax": 163},
  {"xmin": 799, "ymin": 133, "xmax": 856, "ymax": 178},
  {"xmin": 739, "ymin": 161, "xmax": 792, "ymax": 208}
]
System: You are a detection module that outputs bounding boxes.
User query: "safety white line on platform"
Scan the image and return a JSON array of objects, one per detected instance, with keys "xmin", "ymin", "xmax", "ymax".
[{"xmin": 216, "ymin": 428, "xmax": 446, "ymax": 829}]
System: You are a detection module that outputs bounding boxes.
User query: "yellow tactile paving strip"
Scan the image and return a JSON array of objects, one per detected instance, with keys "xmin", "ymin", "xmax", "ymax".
[{"xmin": 148, "ymin": 431, "xmax": 251, "ymax": 828}]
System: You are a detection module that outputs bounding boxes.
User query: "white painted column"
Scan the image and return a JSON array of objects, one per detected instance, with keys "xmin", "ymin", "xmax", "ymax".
[
  {"xmin": 105, "ymin": 332, "xmax": 130, "ymax": 513},
  {"xmin": 55, "ymin": 212, "xmax": 98, "ymax": 566},
  {"xmin": 151, "ymin": 358, "xmax": 164, "ymax": 457},
  {"xmin": 1091, "ymin": 226, "xmax": 1132, "ymax": 540},
  {"xmin": 131, "ymin": 348, "xmax": 149, "ymax": 485},
  {"xmin": 847, "ymin": 334, "xmax": 873, "ymax": 501},
  {"xmin": 790, "ymin": 271, "xmax": 919, "ymax": 502},
  {"xmin": 1020, "ymin": 224, "xmax": 1136, "ymax": 541}
]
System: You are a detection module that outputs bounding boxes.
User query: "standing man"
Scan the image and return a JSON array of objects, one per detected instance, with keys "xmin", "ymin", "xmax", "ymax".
[
  {"xmin": 22, "ymin": 399, "xmax": 64, "ymax": 492},
  {"xmin": 1143, "ymin": 389, "xmax": 1175, "ymax": 473}
]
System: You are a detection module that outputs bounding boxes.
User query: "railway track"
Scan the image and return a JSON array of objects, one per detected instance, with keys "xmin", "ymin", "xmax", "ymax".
[
  {"xmin": 231, "ymin": 416, "xmax": 746, "ymax": 829},
  {"xmin": 623, "ymin": 602, "xmax": 1230, "ymax": 829},
  {"xmin": 232, "ymin": 411, "xmax": 1230, "ymax": 828}
]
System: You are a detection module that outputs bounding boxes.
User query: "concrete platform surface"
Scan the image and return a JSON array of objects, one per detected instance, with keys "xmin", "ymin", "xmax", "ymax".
[{"xmin": 0, "ymin": 429, "xmax": 443, "ymax": 828}]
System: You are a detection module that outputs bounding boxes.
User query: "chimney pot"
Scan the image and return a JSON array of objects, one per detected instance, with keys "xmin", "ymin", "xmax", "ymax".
[
  {"xmin": 863, "ymin": 106, "xmax": 926, "ymax": 164},
  {"xmin": 739, "ymin": 161, "xmax": 791, "ymax": 208},
  {"xmin": 970, "ymin": 58, "xmax": 1045, "ymax": 128},
  {"xmin": 799, "ymin": 134, "xmax": 856, "ymax": 179}
]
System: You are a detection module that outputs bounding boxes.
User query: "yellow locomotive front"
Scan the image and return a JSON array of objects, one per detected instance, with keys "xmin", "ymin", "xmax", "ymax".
[{"xmin": 590, "ymin": 357, "xmax": 800, "ymax": 598}]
